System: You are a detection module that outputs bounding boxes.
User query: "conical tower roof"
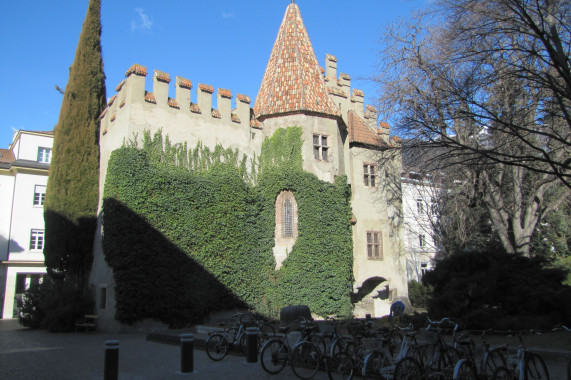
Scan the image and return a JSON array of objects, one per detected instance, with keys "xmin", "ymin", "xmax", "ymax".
[{"xmin": 253, "ymin": 2, "xmax": 339, "ymax": 119}]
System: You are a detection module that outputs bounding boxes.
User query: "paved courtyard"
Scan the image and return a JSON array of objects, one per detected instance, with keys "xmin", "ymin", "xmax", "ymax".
[
  {"xmin": 0, "ymin": 319, "xmax": 329, "ymax": 380},
  {"xmin": 1, "ymin": 319, "xmax": 569, "ymax": 379}
]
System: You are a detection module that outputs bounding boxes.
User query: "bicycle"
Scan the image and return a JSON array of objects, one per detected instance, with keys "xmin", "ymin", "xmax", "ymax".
[
  {"xmin": 453, "ymin": 330, "xmax": 507, "ymax": 380},
  {"xmin": 360, "ymin": 324, "xmax": 418, "ymax": 379},
  {"xmin": 328, "ymin": 321, "xmax": 389, "ymax": 380},
  {"xmin": 205, "ymin": 312, "xmax": 260, "ymax": 361},
  {"xmin": 393, "ymin": 317, "xmax": 462, "ymax": 380},
  {"xmin": 260, "ymin": 317, "xmax": 323, "ymax": 380},
  {"xmin": 491, "ymin": 332, "xmax": 549, "ymax": 380}
]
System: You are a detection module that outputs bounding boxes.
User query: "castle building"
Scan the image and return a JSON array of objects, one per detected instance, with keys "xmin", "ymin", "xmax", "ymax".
[
  {"xmin": 91, "ymin": 2, "xmax": 407, "ymax": 330},
  {"xmin": 0, "ymin": 130, "xmax": 52, "ymax": 319}
]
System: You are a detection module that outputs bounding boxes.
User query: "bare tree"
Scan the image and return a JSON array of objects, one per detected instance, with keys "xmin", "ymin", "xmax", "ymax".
[
  {"xmin": 377, "ymin": 0, "xmax": 570, "ymax": 187},
  {"xmin": 377, "ymin": 0, "xmax": 571, "ymax": 255}
]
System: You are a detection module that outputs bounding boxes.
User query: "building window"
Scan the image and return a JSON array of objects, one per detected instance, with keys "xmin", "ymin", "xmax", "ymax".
[
  {"xmin": 275, "ymin": 191, "xmax": 298, "ymax": 242},
  {"xmin": 29, "ymin": 230, "xmax": 45, "ymax": 251},
  {"xmin": 37, "ymin": 147, "xmax": 52, "ymax": 163},
  {"xmin": 421, "ymin": 262, "xmax": 429, "ymax": 277},
  {"xmin": 430, "ymin": 198, "xmax": 437, "ymax": 216},
  {"xmin": 283, "ymin": 198, "xmax": 294, "ymax": 237},
  {"xmin": 33, "ymin": 185, "xmax": 46, "ymax": 206},
  {"xmin": 416, "ymin": 199, "xmax": 424, "ymax": 215},
  {"xmin": 367, "ymin": 231, "xmax": 383, "ymax": 260},
  {"xmin": 419, "ymin": 234, "xmax": 426, "ymax": 248},
  {"xmin": 313, "ymin": 134, "xmax": 329, "ymax": 161},
  {"xmin": 364, "ymin": 164, "xmax": 377, "ymax": 187}
]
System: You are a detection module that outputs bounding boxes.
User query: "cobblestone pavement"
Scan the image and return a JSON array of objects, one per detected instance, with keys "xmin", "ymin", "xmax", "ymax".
[
  {"xmin": 1, "ymin": 319, "xmax": 568, "ymax": 379},
  {"xmin": 0, "ymin": 319, "xmax": 330, "ymax": 380}
]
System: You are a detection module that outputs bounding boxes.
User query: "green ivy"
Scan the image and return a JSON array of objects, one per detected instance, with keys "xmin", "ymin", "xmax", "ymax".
[{"xmin": 102, "ymin": 128, "xmax": 353, "ymax": 326}]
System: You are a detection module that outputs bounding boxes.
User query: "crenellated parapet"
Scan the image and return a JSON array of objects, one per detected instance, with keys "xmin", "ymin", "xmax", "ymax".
[
  {"xmin": 101, "ymin": 64, "xmax": 254, "ymax": 138},
  {"xmin": 322, "ymin": 54, "xmax": 376, "ymax": 128}
]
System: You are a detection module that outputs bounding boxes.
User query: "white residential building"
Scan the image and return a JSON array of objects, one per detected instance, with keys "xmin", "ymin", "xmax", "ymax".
[
  {"xmin": 402, "ymin": 173, "xmax": 440, "ymax": 282},
  {"xmin": 0, "ymin": 130, "xmax": 52, "ymax": 318}
]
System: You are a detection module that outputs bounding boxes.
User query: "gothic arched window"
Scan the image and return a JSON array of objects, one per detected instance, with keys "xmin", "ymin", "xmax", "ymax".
[
  {"xmin": 273, "ymin": 191, "xmax": 298, "ymax": 269},
  {"xmin": 283, "ymin": 198, "xmax": 293, "ymax": 237}
]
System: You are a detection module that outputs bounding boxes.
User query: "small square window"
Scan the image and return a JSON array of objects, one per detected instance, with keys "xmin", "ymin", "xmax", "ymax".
[
  {"xmin": 416, "ymin": 199, "xmax": 424, "ymax": 215},
  {"xmin": 33, "ymin": 185, "xmax": 46, "ymax": 206},
  {"xmin": 364, "ymin": 164, "xmax": 377, "ymax": 187},
  {"xmin": 313, "ymin": 134, "xmax": 329, "ymax": 161},
  {"xmin": 38, "ymin": 147, "xmax": 52, "ymax": 163},
  {"xmin": 419, "ymin": 234, "xmax": 426, "ymax": 248},
  {"xmin": 366, "ymin": 231, "xmax": 383, "ymax": 260},
  {"xmin": 29, "ymin": 230, "xmax": 45, "ymax": 251}
]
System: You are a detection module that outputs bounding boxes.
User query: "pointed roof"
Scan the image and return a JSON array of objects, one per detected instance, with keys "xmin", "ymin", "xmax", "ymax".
[
  {"xmin": 253, "ymin": 3, "xmax": 339, "ymax": 119},
  {"xmin": 347, "ymin": 111, "xmax": 389, "ymax": 149}
]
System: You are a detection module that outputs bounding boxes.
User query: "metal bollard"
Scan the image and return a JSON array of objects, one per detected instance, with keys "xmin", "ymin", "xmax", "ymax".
[
  {"xmin": 246, "ymin": 327, "xmax": 258, "ymax": 363},
  {"xmin": 180, "ymin": 334, "xmax": 194, "ymax": 373},
  {"xmin": 104, "ymin": 340, "xmax": 119, "ymax": 380}
]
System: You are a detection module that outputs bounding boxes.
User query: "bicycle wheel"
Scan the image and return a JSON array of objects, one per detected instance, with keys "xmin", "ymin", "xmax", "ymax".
[
  {"xmin": 317, "ymin": 334, "xmax": 333, "ymax": 358},
  {"xmin": 331, "ymin": 337, "xmax": 355, "ymax": 357},
  {"xmin": 394, "ymin": 357, "xmax": 423, "ymax": 380},
  {"xmin": 405, "ymin": 345, "xmax": 426, "ymax": 367},
  {"xmin": 362, "ymin": 350, "xmax": 386, "ymax": 380},
  {"xmin": 205, "ymin": 333, "xmax": 229, "ymax": 361},
  {"xmin": 328, "ymin": 351, "xmax": 354, "ymax": 380},
  {"xmin": 524, "ymin": 352, "xmax": 549, "ymax": 380},
  {"xmin": 453, "ymin": 359, "xmax": 478, "ymax": 380},
  {"xmin": 438, "ymin": 346, "xmax": 461, "ymax": 371},
  {"xmin": 260, "ymin": 339, "xmax": 289, "ymax": 374},
  {"xmin": 492, "ymin": 366, "xmax": 515, "ymax": 380},
  {"xmin": 481, "ymin": 348, "xmax": 506, "ymax": 378},
  {"xmin": 291, "ymin": 341, "xmax": 322, "ymax": 380}
]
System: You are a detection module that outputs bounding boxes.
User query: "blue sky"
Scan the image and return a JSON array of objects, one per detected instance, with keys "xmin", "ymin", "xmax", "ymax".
[{"xmin": 0, "ymin": 0, "xmax": 426, "ymax": 149}]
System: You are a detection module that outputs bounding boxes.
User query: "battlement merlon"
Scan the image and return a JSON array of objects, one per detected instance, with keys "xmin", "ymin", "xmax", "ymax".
[
  {"xmin": 107, "ymin": 64, "xmax": 253, "ymax": 126},
  {"xmin": 324, "ymin": 54, "xmax": 374, "ymax": 122}
]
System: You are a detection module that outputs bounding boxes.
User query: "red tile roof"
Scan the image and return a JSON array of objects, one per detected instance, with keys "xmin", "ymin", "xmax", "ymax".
[
  {"xmin": 168, "ymin": 98, "xmax": 179, "ymax": 109},
  {"xmin": 347, "ymin": 111, "xmax": 389, "ymax": 149},
  {"xmin": 199, "ymin": 84, "xmax": 214, "ymax": 94},
  {"xmin": 218, "ymin": 88, "xmax": 232, "ymax": 99},
  {"xmin": 144, "ymin": 91, "xmax": 156, "ymax": 104},
  {"xmin": 237, "ymin": 94, "xmax": 251, "ymax": 103},
  {"xmin": 126, "ymin": 64, "xmax": 147, "ymax": 77},
  {"xmin": 0, "ymin": 149, "xmax": 15, "ymax": 164},
  {"xmin": 190, "ymin": 103, "xmax": 201, "ymax": 114},
  {"xmin": 177, "ymin": 77, "xmax": 192, "ymax": 89},
  {"xmin": 253, "ymin": 3, "xmax": 339, "ymax": 119},
  {"xmin": 155, "ymin": 70, "xmax": 171, "ymax": 83}
]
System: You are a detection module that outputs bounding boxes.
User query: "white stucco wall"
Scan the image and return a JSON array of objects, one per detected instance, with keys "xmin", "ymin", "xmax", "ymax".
[
  {"xmin": 402, "ymin": 179, "xmax": 439, "ymax": 281},
  {"xmin": 1, "ymin": 131, "xmax": 51, "ymax": 319}
]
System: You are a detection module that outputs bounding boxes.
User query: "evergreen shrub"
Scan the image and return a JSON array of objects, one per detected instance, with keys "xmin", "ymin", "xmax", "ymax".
[
  {"xmin": 423, "ymin": 249, "xmax": 571, "ymax": 330},
  {"xmin": 18, "ymin": 277, "xmax": 93, "ymax": 332},
  {"xmin": 408, "ymin": 280, "xmax": 432, "ymax": 309}
]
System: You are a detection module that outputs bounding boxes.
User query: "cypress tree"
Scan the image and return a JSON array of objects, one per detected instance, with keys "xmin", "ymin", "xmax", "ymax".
[{"xmin": 44, "ymin": 0, "xmax": 106, "ymax": 286}]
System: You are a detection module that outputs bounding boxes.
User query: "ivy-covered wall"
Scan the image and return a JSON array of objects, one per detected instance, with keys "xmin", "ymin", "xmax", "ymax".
[{"xmin": 102, "ymin": 127, "xmax": 353, "ymax": 326}]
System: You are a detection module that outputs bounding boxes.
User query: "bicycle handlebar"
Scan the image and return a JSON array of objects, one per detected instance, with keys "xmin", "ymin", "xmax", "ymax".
[{"xmin": 426, "ymin": 317, "xmax": 459, "ymax": 334}]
